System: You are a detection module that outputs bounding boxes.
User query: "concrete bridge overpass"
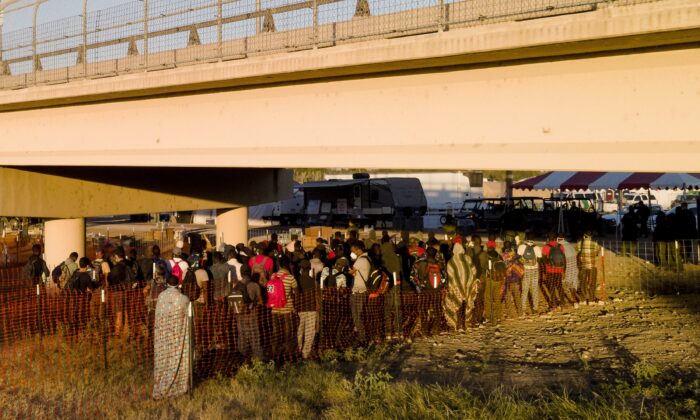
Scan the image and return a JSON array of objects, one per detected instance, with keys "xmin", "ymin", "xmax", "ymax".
[{"xmin": 0, "ymin": 0, "xmax": 699, "ymax": 266}]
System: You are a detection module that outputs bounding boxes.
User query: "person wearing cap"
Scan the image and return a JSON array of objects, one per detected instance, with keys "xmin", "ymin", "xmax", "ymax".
[
  {"xmin": 169, "ymin": 241, "xmax": 189, "ymax": 283},
  {"xmin": 577, "ymin": 232, "xmax": 601, "ymax": 305},
  {"xmin": 517, "ymin": 236, "xmax": 542, "ymax": 315}
]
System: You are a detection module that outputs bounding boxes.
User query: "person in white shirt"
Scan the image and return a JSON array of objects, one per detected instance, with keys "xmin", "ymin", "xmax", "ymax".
[
  {"xmin": 169, "ymin": 242, "xmax": 189, "ymax": 284},
  {"xmin": 517, "ymin": 238, "xmax": 542, "ymax": 315},
  {"xmin": 349, "ymin": 241, "xmax": 370, "ymax": 344},
  {"xmin": 226, "ymin": 249, "xmax": 243, "ymax": 285}
]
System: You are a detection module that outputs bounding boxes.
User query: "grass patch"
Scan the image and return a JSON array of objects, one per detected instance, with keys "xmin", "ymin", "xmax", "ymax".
[{"xmin": 1, "ymin": 335, "xmax": 698, "ymax": 419}]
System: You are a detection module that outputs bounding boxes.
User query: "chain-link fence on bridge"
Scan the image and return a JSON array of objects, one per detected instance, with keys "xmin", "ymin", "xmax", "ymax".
[{"xmin": 1, "ymin": 0, "xmax": 662, "ymax": 89}]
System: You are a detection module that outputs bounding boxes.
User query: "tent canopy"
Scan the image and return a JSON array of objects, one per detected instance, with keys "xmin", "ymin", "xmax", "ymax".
[{"xmin": 514, "ymin": 172, "xmax": 700, "ymax": 191}]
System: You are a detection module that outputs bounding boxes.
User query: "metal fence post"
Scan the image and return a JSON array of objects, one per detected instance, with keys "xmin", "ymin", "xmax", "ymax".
[
  {"xmin": 438, "ymin": 0, "xmax": 444, "ymax": 32},
  {"xmin": 82, "ymin": 0, "xmax": 88, "ymax": 77},
  {"xmin": 101, "ymin": 288, "xmax": 108, "ymax": 369},
  {"xmin": 32, "ymin": 2, "xmax": 40, "ymax": 84},
  {"xmin": 217, "ymin": 0, "xmax": 223, "ymax": 59},
  {"xmin": 256, "ymin": 0, "xmax": 261, "ymax": 35},
  {"xmin": 36, "ymin": 284, "xmax": 42, "ymax": 337},
  {"xmin": 143, "ymin": 0, "xmax": 149, "ymax": 70},
  {"xmin": 188, "ymin": 302, "xmax": 194, "ymax": 398},
  {"xmin": 312, "ymin": 0, "xmax": 319, "ymax": 48}
]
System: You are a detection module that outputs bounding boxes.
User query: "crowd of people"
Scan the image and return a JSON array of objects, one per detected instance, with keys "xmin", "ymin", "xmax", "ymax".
[
  {"xmin": 8, "ymin": 200, "xmax": 698, "ymax": 401},
  {"xmin": 19, "ymin": 226, "xmax": 615, "ymax": 399},
  {"xmin": 621, "ymin": 201, "xmax": 698, "ymax": 268}
]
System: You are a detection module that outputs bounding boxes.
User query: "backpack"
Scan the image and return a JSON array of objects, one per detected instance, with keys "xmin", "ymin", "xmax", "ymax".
[
  {"xmin": 170, "ymin": 259, "xmax": 185, "ymax": 283},
  {"xmin": 522, "ymin": 245, "xmax": 538, "ymax": 268},
  {"xmin": 91, "ymin": 259, "xmax": 104, "ymax": 282},
  {"xmin": 547, "ymin": 245, "xmax": 566, "ymax": 268},
  {"xmin": 23, "ymin": 257, "xmax": 44, "ymax": 280},
  {"xmin": 367, "ymin": 268, "xmax": 390, "ymax": 297},
  {"xmin": 64, "ymin": 272, "xmax": 77, "ymax": 291},
  {"xmin": 419, "ymin": 261, "xmax": 443, "ymax": 289},
  {"xmin": 52, "ymin": 262, "xmax": 72, "ymax": 289},
  {"xmin": 181, "ymin": 268, "xmax": 201, "ymax": 302},
  {"xmin": 504, "ymin": 253, "xmax": 525, "ymax": 283},
  {"xmin": 251, "ymin": 257, "xmax": 270, "ymax": 285},
  {"xmin": 266, "ymin": 273, "xmax": 287, "ymax": 309}
]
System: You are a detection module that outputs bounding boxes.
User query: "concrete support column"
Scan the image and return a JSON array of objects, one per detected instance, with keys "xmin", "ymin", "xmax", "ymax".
[
  {"xmin": 216, "ymin": 208, "xmax": 248, "ymax": 247},
  {"xmin": 44, "ymin": 218, "xmax": 85, "ymax": 269}
]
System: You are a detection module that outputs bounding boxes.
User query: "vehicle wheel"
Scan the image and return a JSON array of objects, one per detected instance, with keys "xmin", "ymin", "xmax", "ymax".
[{"xmin": 439, "ymin": 215, "xmax": 448, "ymax": 225}]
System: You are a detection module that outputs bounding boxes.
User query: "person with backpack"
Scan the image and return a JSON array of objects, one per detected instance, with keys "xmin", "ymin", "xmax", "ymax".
[
  {"xmin": 348, "ymin": 241, "xmax": 370, "ymax": 345},
  {"xmin": 22, "ymin": 244, "xmax": 49, "ymax": 286},
  {"xmin": 268, "ymin": 255, "xmax": 298, "ymax": 361},
  {"xmin": 321, "ymin": 257, "xmax": 349, "ymax": 289},
  {"xmin": 248, "ymin": 245, "xmax": 274, "ymax": 286},
  {"xmin": 517, "ymin": 237, "xmax": 542, "ymax": 315},
  {"xmin": 138, "ymin": 245, "xmax": 164, "ymax": 283},
  {"xmin": 234, "ymin": 266, "xmax": 264, "ymax": 360},
  {"xmin": 67, "ymin": 257, "xmax": 97, "ymax": 293},
  {"xmin": 226, "ymin": 249, "xmax": 243, "ymax": 285},
  {"xmin": 169, "ymin": 244, "xmax": 189, "ymax": 285},
  {"xmin": 309, "ymin": 249, "xmax": 325, "ymax": 285},
  {"xmin": 542, "ymin": 233, "xmax": 567, "ymax": 312},
  {"xmin": 558, "ymin": 237, "xmax": 580, "ymax": 309},
  {"xmin": 53, "ymin": 252, "xmax": 79, "ymax": 289},
  {"xmin": 296, "ymin": 259, "xmax": 317, "ymax": 359}
]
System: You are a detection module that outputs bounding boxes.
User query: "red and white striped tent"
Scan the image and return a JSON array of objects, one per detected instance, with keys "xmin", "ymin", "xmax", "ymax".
[{"xmin": 514, "ymin": 172, "xmax": 700, "ymax": 191}]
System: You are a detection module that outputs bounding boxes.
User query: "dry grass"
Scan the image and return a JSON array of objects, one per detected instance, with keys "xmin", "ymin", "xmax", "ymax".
[{"xmin": 1, "ymin": 331, "xmax": 698, "ymax": 419}]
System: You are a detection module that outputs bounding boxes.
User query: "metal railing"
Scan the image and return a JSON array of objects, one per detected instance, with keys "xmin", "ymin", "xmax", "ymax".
[{"xmin": 0, "ymin": 0, "xmax": 662, "ymax": 90}]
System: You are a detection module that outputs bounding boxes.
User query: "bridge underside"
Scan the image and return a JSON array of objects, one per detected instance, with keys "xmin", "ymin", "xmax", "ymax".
[
  {"xmin": 0, "ymin": 45, "xmax": 698, "ymax": 172},
  {"xmin": 0, "ymin": 166, "xmax": 292, "ymax": 218}
]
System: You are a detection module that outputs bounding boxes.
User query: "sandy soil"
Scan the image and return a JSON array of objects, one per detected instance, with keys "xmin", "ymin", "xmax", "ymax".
[{"xmin": 364, "ymin": 292, "xmax": 700, "ymax": 395}]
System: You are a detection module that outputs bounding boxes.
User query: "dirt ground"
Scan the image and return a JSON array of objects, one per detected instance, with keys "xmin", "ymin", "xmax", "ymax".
[{"xmin": 354, "ymin": 291, "xmax": 700, "ymax": 396}]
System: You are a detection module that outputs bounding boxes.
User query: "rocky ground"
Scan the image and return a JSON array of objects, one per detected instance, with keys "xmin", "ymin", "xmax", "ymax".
[{"xmin": 355, "ymin": 291, "xmax": 700, "ymax": 396}]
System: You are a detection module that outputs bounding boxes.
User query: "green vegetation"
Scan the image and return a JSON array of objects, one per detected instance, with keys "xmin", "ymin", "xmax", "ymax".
[{"xmin": 0, "ymin": 336, "xmax": 697, "ymax": 419}]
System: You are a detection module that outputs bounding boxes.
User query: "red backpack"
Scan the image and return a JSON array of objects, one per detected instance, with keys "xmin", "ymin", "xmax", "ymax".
[
  {"xmin": 426, "ymin": 262, "xmax": 443, "ymax": 289},
  {"xmin": 170, "ymin": 259, "xmax": 184, "ymax": 284},
  {"xmin": 266, "ymin": 273, "xmax": 287, "ymax": 309}
]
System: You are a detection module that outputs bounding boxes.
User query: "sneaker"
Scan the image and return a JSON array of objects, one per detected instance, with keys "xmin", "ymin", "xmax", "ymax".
[{"xmin": 573, "ymin": 303, "xmax": 579, "ymax": 309}]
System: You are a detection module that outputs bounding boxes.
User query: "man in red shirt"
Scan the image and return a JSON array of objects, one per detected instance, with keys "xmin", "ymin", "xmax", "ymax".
[
  {"xmin": 541, "ymin": 233, "xmax": 567, "ymax": 312},
  {"xmin": 248, "ymin": 245, "xmax": 274, "ymax": 285}
]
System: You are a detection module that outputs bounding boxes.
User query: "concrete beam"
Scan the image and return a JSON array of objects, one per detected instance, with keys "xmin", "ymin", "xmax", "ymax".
[
  {"xmin": 0, "ymin": 167, "xmax": 292, "ymax": 218},
  {"xmin": 0, "ymin": 0, "xmax": 699, "ymax": 111},
  {"xmin": 0, "ymin": 46, "xmax": 698, "ymax": 172}
]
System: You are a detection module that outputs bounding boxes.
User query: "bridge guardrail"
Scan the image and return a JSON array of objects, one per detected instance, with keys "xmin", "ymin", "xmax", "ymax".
[{"xmin": 0, "ymin": 0, "xmax": 661, "ymax": 90}]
